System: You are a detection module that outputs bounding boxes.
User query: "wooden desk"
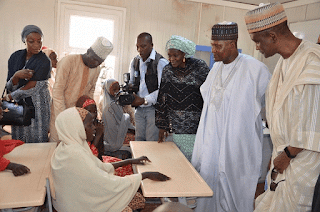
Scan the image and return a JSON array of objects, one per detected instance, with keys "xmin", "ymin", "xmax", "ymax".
[
  {"xmin": 130, "ymin": 141, "xmax": 213, "ymax": 198},
  {"xmin": 0, "ymin": 143, "xmax": 56, "ymax": 209}
]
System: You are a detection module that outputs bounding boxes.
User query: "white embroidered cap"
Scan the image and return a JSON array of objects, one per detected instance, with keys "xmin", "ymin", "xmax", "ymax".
[
  {"xmin": 90, "ymin": 37, "xmax": 113, "ymax": 60},
  {"xmin": 245, "ymin": 2, "xmax": 287, "ymax": 33}
]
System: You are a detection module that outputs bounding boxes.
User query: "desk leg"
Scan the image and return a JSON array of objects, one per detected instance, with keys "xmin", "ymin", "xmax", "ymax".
[
  {"xmin": 178, "ymin": 197, "xmax": 197, "ymax": 209},
  {"xmin": 46, "ymin": 178, "xmax": 53, "ymax": 212},
  {"xmin": 160, "ymin": 197, "xmax": 172, "ymax": 203},
  {"xmin": 178, "ymin": 197, "xmax": 187, "ymax": 205}
]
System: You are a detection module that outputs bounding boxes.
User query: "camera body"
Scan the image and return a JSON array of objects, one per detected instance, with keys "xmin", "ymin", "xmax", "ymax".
[{"xmin": 117, "ymin": 73, "xmax": 139, "ymax": 106}]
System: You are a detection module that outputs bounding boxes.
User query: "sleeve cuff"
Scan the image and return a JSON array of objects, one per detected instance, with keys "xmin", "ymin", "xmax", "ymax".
[
  {"xmin": 145, "ymin": 95, "xmax": 155, "ymax": 105},
  {"xmin": 0, "ymin": 158, "xmax": 10, "ymax": 171}
]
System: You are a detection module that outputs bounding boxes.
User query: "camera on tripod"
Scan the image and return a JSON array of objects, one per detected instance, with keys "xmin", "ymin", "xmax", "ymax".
[{"xmin": 117, "ymin": 73, "xmax": 140, "ymax": 106}]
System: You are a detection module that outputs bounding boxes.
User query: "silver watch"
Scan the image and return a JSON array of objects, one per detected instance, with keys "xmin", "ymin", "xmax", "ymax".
[{"xmin": 143, "ymin": 98, "xmax": 148, "ymax": 105}]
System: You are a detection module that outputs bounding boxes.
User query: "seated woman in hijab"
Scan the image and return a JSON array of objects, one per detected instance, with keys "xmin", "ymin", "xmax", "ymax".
[
  {"xmin": 51, "ymin": 107, "xmax": 170, "ymax": 212},
  {"xmin": 101, "ymin": 79, "xmax": 135, "ymax": 156},
  {"xmin": 76, "ymin": 95, "xmax": 134, "ymax": 176}
]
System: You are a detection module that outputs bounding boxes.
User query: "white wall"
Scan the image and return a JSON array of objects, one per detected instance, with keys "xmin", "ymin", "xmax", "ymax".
[
  {"xmin": 1, "ymin": 0, "xmax": 320, "ymax": 91},
  {"xmin": 0, "ymin": 0, "xmax": 56, "ymax": 91},
  {"xmin": 0, "ymin": 0, "xmax": 256, "ymax": 90}
]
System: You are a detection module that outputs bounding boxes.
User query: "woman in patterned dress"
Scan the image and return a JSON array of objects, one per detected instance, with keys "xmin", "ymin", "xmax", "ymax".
[
  {"xmin": 155, "ymin": 35, "xmax": 210, "ymax": 161},
  {"xmin": 4, "ymin": 25, "xmax": 51, "ymax": 143}
]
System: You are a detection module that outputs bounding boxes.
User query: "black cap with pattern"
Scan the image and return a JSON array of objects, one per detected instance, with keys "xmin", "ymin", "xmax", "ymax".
[{"xmin": 212, "ymin": 21, "xmax": 238, "ymax": 40}]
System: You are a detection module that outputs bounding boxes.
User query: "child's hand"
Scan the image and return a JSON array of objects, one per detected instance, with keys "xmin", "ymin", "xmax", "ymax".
[{"xmin": 131, "ymin": 156, "xmax": 151, "ymax": 165}]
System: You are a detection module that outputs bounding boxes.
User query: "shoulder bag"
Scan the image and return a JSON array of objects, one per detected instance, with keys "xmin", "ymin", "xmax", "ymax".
[{"xmin": 0, "ymin": 87, "xmax": 34, "ymax": 126}]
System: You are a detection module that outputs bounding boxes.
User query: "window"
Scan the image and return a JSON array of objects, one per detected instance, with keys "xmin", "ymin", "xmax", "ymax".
[{"xmin": 56, "ymin": 0, "xmax": 126, "ymax": 102}]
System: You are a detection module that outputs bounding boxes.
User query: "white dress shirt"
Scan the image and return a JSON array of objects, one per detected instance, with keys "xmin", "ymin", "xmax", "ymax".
[{"xmin": 129, "ymin": 49, "xmax": 168, "ymax": 107}]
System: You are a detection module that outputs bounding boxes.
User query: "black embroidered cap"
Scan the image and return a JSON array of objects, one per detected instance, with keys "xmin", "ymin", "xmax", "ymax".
[{"xmin": 212, "ymin": 21, "xmax": 238, "ymax": 40}]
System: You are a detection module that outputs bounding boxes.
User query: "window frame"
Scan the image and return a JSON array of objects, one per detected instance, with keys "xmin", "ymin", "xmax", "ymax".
[{"xmin": 56, "ymin": 0, "xmax": 126, "ymax": 80}]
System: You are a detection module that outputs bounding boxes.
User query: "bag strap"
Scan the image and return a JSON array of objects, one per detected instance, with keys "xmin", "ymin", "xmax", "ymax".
[{"xmin": 2, "ymin": 87, "xmax": 6, "ymax": 99}]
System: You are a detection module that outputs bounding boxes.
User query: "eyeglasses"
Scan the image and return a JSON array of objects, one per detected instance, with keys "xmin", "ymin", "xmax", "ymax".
[{"xmin": 270, "ymin": 168, "xmax": 285, "ymax": 191}]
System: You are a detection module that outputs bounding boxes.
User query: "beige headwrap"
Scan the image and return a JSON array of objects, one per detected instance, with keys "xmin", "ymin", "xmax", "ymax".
[{"xmin": 75, "ymin": 107, "xmax": 89, "ymax": 121}]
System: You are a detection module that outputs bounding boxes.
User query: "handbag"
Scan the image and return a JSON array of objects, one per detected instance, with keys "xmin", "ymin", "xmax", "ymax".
[{"xmin": 0, "ymin": 88, "xmax": 34, "ymax": 126}]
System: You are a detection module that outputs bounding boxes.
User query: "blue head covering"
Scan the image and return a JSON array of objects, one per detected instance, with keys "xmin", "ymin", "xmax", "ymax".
[{"xmin": 21, "ymin": 25, "xmax": 43, "ymax": 43}]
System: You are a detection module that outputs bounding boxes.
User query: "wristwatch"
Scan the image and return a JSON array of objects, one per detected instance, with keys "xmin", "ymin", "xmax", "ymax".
[
  {"xmin": 143, "ymin": 98, "xmax": 148, "ymax": 105},
  {"xmin": 284, "ymin": 147, "xmax": 296, "ymax": 159}
]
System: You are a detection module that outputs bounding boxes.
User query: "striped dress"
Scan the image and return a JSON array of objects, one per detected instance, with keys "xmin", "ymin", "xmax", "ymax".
[
  {"xmin": 255, "ymin": 40, "xmax": 320, "ymax": 211},
  {"xmin": 7, "ymin": 80, "xmax": 51, "ymax": 143},
  {"xmin": 6, "ymin": 49, "xmax": 51, "ymax": 143}
]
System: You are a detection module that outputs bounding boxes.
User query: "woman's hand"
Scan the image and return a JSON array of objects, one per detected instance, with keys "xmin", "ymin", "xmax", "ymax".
[
  {"xmin": 158, "ymin": 129, "xmax": 168, "ymax": 143},
  {"xmin": 6, "ymin": 162, "xmax": 30, "ymax": 177},
  {"xmin": 131, "ymin": 156, "xmax": 151, "ymax": 165},
  {"xmin": 142, "ymin": 172, "xmax": 170, "ymax": 181},
  {"xmin": 12, "ymin": 69, "xmax": 35, "ymax": 85}
]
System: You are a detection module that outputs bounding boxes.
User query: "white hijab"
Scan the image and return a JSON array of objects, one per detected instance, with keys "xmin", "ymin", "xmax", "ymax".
[
  {"xmin": 102, "ymin": 79, "xmax": 117, "ymax": 109},
  {"xmin": 51, "ymin": 107, "xmax": 142, "ymax": 212}
]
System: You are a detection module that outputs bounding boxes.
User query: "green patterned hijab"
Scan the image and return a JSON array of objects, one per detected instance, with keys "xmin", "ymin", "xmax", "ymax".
[{"xmin": 165, "ymin": 35, "xmax": 196, "ymax": 58}]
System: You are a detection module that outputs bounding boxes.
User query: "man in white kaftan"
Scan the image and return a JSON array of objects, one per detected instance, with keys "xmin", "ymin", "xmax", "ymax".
[
  {"xmin": 192, "ymin": 22, "xmax": 271, "ymax": 212},
  {"xmin": 245, "ymin": 3, "xmax": 320, "ymax": 211}
]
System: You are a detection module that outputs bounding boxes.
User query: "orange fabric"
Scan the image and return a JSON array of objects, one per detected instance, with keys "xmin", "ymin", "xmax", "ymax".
[
  {"xmin": 102, "ymin": 156, "xmax": 134, "ymax": 177},
  {"xmin": 0, "ymin": 140, "xmax": 24, "ymax": 171},
  {"xmin": 87, "ymin": 141, "xmax": 99, "ymax": 157},
  {"xmin": 83, "ymin": 99, "xmax": 96, "ymax": 108},
  {"xmin": 123, "ymin": 132, "xmax": 135, "ymax": 145}
]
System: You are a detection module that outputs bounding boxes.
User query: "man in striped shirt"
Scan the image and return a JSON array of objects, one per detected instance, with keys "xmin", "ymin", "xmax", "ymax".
[{"xmin": 245, "ymin": 3, "xmax": 320, "ymax": 211}]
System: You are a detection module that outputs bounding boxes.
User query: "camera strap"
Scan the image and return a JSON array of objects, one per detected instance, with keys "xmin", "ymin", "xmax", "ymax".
[{"xmin": 133, "ymin": 57, "xmax": 141, "ymax": 91}]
